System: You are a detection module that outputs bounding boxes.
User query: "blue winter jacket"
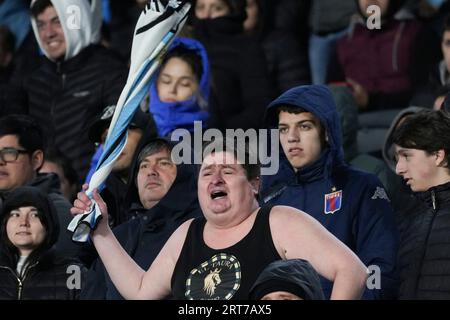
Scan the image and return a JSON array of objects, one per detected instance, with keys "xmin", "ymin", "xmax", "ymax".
[{"xmin": 261, "ymin": 85, "xmax": 399, "ymax": 299}]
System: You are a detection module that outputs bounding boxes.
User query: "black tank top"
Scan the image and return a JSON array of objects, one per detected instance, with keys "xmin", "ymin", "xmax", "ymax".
[{"xmin": 171, "ymin": 205, "xmax": 281, "ymax": 300}]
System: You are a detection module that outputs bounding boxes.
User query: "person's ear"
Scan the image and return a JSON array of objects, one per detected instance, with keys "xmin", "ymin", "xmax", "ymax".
[
  {"xmin": 31, "ymin": 150, "xmax": 44, "ymax": 172},
  {"xmin": 250, "ymin": 177, "xmax": 260, "ymax": 195},
  {"xmin": 435, "ymin": 149, "xmax": 447, "ymax": 167}
]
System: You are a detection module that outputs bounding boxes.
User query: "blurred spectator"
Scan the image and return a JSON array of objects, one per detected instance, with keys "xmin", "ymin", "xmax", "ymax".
[
  {"xmin": 149, "ymin": 37, "xmax": 210, "ymax": 138},
  {"xmin": 0, "ymin": 26, "xmax": 26, "ymax": 117},
  {"xmin": 272, "ymin": 0, "xmax": 309, "ymax": 42},
  {"xmin": 243, "ymin": 0, "xmax": 310, "ymax": 94},
  {"xmin": 330, "ymin": 84, "xmax": 398, "ymax": 200},
  {"xmin": 0, "ymin": 26, "xmax": 14, "ymax": 73},
  {"xmin": 404, "ymin": 0, "xmax": 450, "ymax": 37},
  {"xmin": 0, "ymin": 186, "xmax": 86, "ymax": 300},
  {"xmin": 330, "ymin": 0, "xmax": 436, "ymax": 111},
  {"xmin": 249, "ymin": 259, "xmax": 325, "ymax": 300},
  {"xmin": 106, "ymin": 0, "xmax": 141, "ymax": 60},
  {"xmin": 192, "ymin": 0, "xmax": 273, "ymax": 130},
  {"xmin": 411, "ymin": 14, "xmax": 450, "ymax": 109},
  {"xmin": 16, "ymin": 0, "xmax": 127, "ymax": 181},
  {"xmin": 0, "ymin": 0, "xmax": 30, "ymax": 50},
  {"xmin": 308, "ymin": 0, "xmax": 357, "ymax": 85},
  {"xmin": 39, "ymin": 146, "xmax": 79, "ymax": 203}
]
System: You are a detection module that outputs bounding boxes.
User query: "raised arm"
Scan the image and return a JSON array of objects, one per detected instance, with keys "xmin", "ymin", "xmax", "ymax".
[
  {"xmin": 270, "ymin": 206, "xmax": 368, "ymax": 300},
  {"xmin": 71, "ymin": 187, "xmax": 191, "ymax": 299}
]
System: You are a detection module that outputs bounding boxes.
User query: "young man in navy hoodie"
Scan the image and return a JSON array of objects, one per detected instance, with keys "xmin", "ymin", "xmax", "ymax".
[{"xmin": 261, "ymin": 85, "xmax": 399, "ymax": 299}]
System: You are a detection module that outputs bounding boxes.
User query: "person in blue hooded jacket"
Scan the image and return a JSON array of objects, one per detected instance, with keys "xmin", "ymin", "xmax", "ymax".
[
  {"xmin": 149, "ymin": 37, "xmax": 210, "ymax": 138},
  {"xmin": 261, "ymin": 85, "xmax": 399, "ymax": 299}
]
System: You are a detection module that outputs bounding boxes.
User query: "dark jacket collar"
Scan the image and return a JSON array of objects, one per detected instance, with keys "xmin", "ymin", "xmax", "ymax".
[
  {"xmin": 42, "ymin": 44, "xmax": 97, "ymax": 74},
  {"xmin": 28, "ymin": 172, "xmax": 62, "ymax": 195},
  {"xmin": 417, "ymin": 181, "xmax": 450, "ymax": 211},
  {"xmin": 193, "ymin": 15, "xmax": 244, "ymax": 39}
]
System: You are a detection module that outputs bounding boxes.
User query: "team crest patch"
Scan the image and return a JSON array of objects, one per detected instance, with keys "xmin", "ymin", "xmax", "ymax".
[
  {"xmin": 324, "ymin": 190, "xmax": 342, "ymax": 214},
  {"xmin": 185, "ymin": 253, "xmax": 241, "ymax": 300}
]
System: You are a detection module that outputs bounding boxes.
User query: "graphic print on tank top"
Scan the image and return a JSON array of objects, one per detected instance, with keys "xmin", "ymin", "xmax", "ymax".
[{"xmin": 185, "ymin": 253, "xmax": 241, "ymax": 300}]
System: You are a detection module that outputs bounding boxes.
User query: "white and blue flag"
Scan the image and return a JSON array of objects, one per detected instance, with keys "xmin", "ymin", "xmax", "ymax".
[{"xmin": 68, "ymin": 0, "xmax": 191, "ymax": 242}]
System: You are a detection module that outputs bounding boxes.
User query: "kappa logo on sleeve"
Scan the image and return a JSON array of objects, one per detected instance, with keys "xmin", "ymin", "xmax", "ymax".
[{"xmin": 371, "ymin": 187, "xmax": 390, "ymax": 202}]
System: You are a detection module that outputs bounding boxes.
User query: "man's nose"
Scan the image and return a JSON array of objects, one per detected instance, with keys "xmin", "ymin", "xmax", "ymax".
[
  {"xmin": 210, "ymin": 171, "xmax": 224, "ymax": 184},
  {"xmin": 395, "ymin": 159, "xmax": 405, "ymax": 175},
  {"xmin": 287, "ymin": 128, "xmax": 300, "ymax": 142},
  {"xmin": 146, "ymin": 164, "xmax": 158, "ymax": 176},
  {"xmin": 41, "ymin": 23, "xmax": 56, "ymax": 39}
]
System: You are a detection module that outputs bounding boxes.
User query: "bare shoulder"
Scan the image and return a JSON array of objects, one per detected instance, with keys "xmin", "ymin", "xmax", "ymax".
[
  {"xmin": 269, "ymin": 205, "xmax": 313, "ymax": 223},
  {"xmin": 154, "ymin": 218, "xmax": 196, "ymax": 272},
  {"xmin": 268, "ymin": 206, "xmax": 317, "ymax": 260},
  {"xmin": 269, "ymin": 205, "xmax": 323, "ymax": 236},
  {"xmin": 168, "ymin": 218, "xmax": 195, "ymax": 246}
]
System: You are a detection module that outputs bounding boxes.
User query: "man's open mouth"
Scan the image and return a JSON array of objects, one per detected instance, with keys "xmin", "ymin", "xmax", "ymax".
[{"xmin": 211, "ymin": 191, "xmax": 227, "ymax": 199}]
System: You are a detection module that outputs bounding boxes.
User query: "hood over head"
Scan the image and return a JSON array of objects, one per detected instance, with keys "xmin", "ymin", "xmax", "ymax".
[
  {"xmin": 149, "ymin": 36, "xmax": 210, "ymax": 137},
  {"xmin": 265, "ymin": 85, "xmax": 345, "ymax": 166},
  {"xmin": 30, "ymin": 0, "xmax": 93, "ymax": 61},
  {"xmin": 192, "ymin": 0, "xmax": 247, "ymax": 35},
  {"xmin": 151, "ymin": 36, "xmax": 210, "ymax": 104},
  {"xmin": 0, "ymin": 186, "xmax": 60, "ymax": 263},
  {"xmin": 89, "ymin": 0, "xmax": 102, "ymax": 44},
  {"xmin": 249, "ymin": 259, "xmax": 325, "ymax": 300},
  {"xmin": 382, "ymin": 106, "xmax": 426, "ymax": 172},
  {"xmin": 123, "ymin": 137, "xmax": 196, "ymax": 212}
]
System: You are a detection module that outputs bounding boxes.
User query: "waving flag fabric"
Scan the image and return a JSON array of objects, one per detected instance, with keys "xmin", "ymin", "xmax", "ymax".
[{"xmin": 68, "ymin": 0, "xmax": 191, "ymax": 242}]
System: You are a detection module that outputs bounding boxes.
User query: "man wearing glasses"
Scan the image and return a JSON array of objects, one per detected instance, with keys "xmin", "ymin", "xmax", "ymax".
[{"xmin": 0, "ymin": 114, "xmax": 82, "ymax": 260}]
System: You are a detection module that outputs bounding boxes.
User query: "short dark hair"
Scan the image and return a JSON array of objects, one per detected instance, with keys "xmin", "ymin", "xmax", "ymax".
[
  {"xmin": 31, "ymin": 0, "xmax": 53, "ymax": 18},
  {"xmin": 44, "ymin": 146, "xmax": 79, "ymax": 189},
  {"xmin": 0, "ymin": 114, "xmax": 46, "ymax": 154},
  {"xmin": 201, "ymin": 137, "xmax": 260, "ymax": 182},
  {"xmin": 393, "ymin": 110, "xmax": 450, "ymax": 170},
  {"xmin": 137, "ymin": 139, "xmax": 173, "ymax": 168},
  {"xmin": 276, "ymin": 105, "xmax": 327, "ymax": 148},
  {"xmin": 277, "ymin": 105, "xmax": 308, "ymax": 115}
]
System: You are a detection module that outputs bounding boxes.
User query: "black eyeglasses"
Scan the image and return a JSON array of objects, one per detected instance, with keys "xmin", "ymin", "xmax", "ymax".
[{"xmin": 0, "ymin": 148, "xmax": 29, "ymax": 163}]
